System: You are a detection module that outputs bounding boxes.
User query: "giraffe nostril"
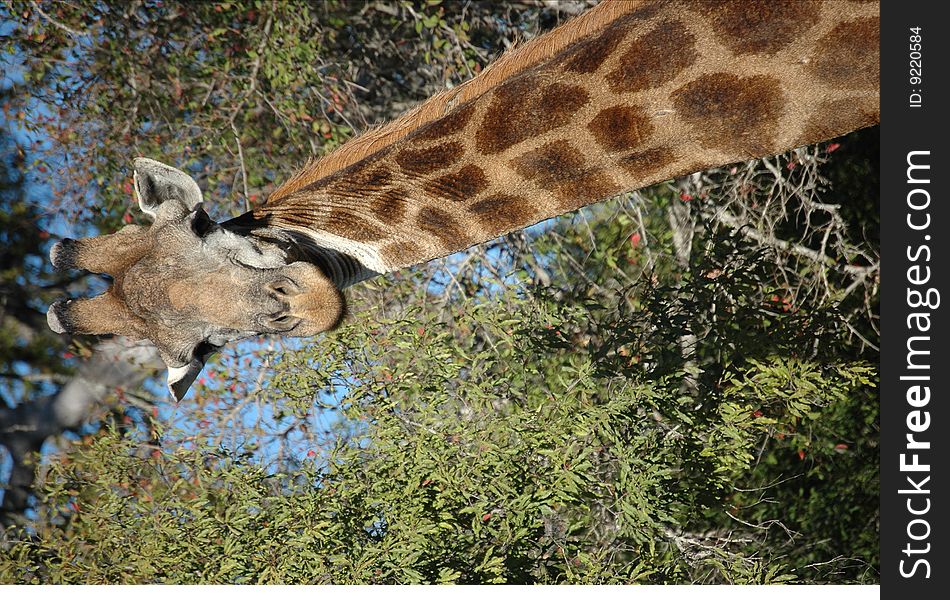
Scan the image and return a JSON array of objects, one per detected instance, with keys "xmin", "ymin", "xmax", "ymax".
[
  {"xmin": 266, "ymin": 277, "xmax": 300, "ymax": 298},
  {"xmin": 262, "ymin": 312, "xmax": 300, "ymax": 332}
]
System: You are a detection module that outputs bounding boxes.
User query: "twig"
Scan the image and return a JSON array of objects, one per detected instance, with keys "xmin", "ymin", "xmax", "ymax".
[
  {"xmin": 725, "ymin": 510, "xmax": 798, "ymax": 541},
  {"xmin": 121, "ymin": 63, "xmax": 140, "ymax": 137},
  {"xmin": 227, "ymin": 13, "xmax": 273, "ymax": 125},
  {"xmin": 709, "ymin": 207, "xmax": 875, "ymax": 277},
  {"xmin": 0, "ymin": 371, "xmax": 70, "ymax": 384},
  {"xmin": 230, "ymin": 121, "xmax": 250, "ymax": 212},
  {"xmin": 31, "ymin": 1, "xmax": 86, "ymax": 37},
  {"xmin": 225, "ymin": 10, "xmax": 274, "ymax": 211},
  {"xmin": 843, "ymin": 320, "xmax": 880, "ymax": 352}
]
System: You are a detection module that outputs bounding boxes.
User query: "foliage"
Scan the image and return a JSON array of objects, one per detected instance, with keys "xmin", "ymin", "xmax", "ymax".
[
  {"xmin": 0, "ymin": 124, "xmax": 72, "ymax": 406},
  {"xmin": 0, "ymin": 0, "xmax": 878, "ymax": 585},
  {"xmin": 2, "ymin": 176, "xmax": 878, "ymax": 582},
  {"xmin": 0, "ymin": 0, "xmax": 580, "ymax": 513},
  {"xmin": 1, "ymin": 0, "xmax": 571, "ymax": 226}
]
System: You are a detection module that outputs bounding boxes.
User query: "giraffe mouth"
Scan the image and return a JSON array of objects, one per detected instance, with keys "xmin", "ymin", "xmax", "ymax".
[{"xmin": 264, "ymin": 262, "xmax": 346, "ymax": 337}]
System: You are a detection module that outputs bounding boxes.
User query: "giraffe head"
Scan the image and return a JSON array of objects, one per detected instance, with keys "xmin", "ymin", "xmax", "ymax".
[{"xmin": 47, "ymin": 158, "xmax": 345, "ymax": 400}]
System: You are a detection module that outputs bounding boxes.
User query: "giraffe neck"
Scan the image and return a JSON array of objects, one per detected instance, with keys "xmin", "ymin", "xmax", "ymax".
[{"xmin": 248, "ymin": 0, "xmax": 879, "ymax": 276}]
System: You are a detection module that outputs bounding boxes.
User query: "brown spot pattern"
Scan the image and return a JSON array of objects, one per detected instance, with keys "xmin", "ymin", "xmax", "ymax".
[
  {"xmin": 268, "ymin": 203, "xmax": 388, "ymax": 244},
  {"xmin": 423, "ymin": 164, "xmax": 488, "ymax": 202},
  {"xmin": 395, "ymin": 141, "xmax": 464, "ymax": 174},
  {"xmin": 415, "ymin": 103, "xmax": 477, "ymax": 141},
  {"xmin": 323, "ymin": 209, "xmax": 387, "ymax": 243},
  {"xmin": 618, "ymin": 146, "xmax": 677, "ymax": 180},
  {"xmin": 671, "ymin": 73, "xmax": 784, "ymax": 156},
  {"xmin": 476, "ymin": 76, "xmax": 589, "ymax": 155},
  {"xmin": 808, "ymin": 18, "xmax": 880, "ymax": 89},
  {"xmin": 470, "ymin": 195, "xmax": 538, "ymax": 231},
  {"xmin": 371, "ymin": 187, "xmax": 410, "ymax": 224},
  {"xmin": 511, "ymin": 141, "xmax": 584, "ymax": 183},
  {"xmin": 556, "ymin": 17, "xmax": 630, "ymax": 74},
  {"xmin": 588, "ymin": 105, "xmax": 654, "ymax": 152},
  {"xmin": 330, "ymin": 166, "xmax": 393, "ymax": 198},
  {"xmin": 416, "ymin": 207, "xmax": 469, "ymax": 249},
  {"xmin": 606, "ymin": 20, "xmax": 697, "ymax": 94},
  {"xmin": 511, "ymin": 141, "xmax": 617, "ymax": 208},
  {"xmin": 381, "ymin": 240, "xmax": 423, "ymax": 268},
  {"xmin": 801, "ymin": 97, "xmax": 879, "ymax": 144},
  {"xmin": 699, "ymin": 0, "xmax": 821, "ymax": 55},
  {"xmin": 627, "ymin": 1, "xmax": 664, "ymax": 21}
]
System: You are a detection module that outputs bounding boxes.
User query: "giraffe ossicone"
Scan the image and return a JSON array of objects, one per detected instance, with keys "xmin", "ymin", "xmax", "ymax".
[{"xmin": 47, "ymin": 0, "xmax": 880, "ymax": 400}]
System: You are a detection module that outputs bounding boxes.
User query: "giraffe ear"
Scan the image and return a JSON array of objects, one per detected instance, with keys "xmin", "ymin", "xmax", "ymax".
[
  {"xmin": 133, "ymin": 157, "xmax": 203, "ymax": 221},
  {"xmin": 163, "ymin": 342, "xmax": 219, "ymax": 402},
  {"xmin": 166, "ymin": 361, "xmax": 204, "ymax": 402}
]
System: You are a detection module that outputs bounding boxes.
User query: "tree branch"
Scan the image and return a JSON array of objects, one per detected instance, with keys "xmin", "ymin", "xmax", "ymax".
[
  {"xmin": 708, "ymin": 207, "xmax": 878, "ymax": 278},
  {"xmin": 30, "ymin": 1, "xmax": 87, "ymax": 37},
  {"xmin": 1, "ymin": 338, "xmax": 162, "ymax": 523}
]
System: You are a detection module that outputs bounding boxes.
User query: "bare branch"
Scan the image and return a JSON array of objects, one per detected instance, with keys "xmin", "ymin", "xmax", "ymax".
[
  {"xmin": 708, "ymin": 207, "xmax": 876, "ymax": 278},
  {"xmin": 230, "ymin": 121, "xmax": 251, "ymax": 213},
  {"xmin": 30, "ymin": 1, "xmax": 87, "ymax": 37}
]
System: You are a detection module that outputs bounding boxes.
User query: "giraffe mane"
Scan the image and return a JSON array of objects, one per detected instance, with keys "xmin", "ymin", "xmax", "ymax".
[{"xmin": 267, "ymin": 0, "xmax": 645, "ymax": 202}]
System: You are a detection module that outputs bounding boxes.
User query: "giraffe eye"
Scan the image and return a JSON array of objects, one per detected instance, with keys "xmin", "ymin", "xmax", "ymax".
[
  {"xmin": 190, "ymin": 209, "xmax": 215, "ymax": 238},
  {"xmin": 193, "ymin": 340, "xmax": 220, "ymax": 361}
]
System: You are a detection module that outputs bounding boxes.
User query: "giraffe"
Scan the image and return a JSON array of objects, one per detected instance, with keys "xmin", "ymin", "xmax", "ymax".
[{"xmin": 46, "ymin": 0, "xmax": 880, "ymax": 399}]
